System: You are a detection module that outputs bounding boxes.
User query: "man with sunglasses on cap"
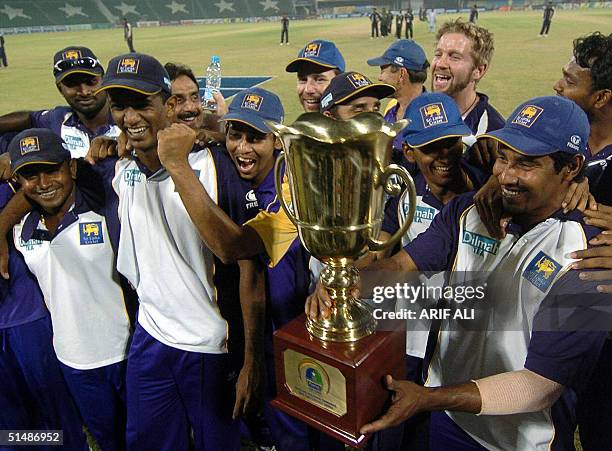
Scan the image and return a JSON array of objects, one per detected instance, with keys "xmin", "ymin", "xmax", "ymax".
[
  {"xmin": 0, "ymin": 46, "xmax": 118, "ymax": 158},
  {"xmin": 87, "ymin": 53, "xmax": 265, "ymax": 451},
  {"xmin": 285, "ymin": 39, "xmax": 345, "ymax": 113},
  {"xmin": 308, "ymin": 96, "xmax": 608, "ymax": 450},
  {"xmin": 5, "ymin": 128, "xmax": 133, "ymax": 450}
]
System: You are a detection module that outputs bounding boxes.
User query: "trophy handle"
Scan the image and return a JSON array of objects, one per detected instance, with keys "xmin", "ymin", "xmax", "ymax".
[
  {"xmin": 367, "ymin": 164, "xmax": 417, "ymax": 252},
  {"xmin": 273, "ymin": 152, "xmax": 299, "ymax": 227}
]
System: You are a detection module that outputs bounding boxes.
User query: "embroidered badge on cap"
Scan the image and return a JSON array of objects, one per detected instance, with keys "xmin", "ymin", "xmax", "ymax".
[
  {"xmin": 394, "ymin": 56, "xmax": 404, "ymax": 65},
  {"xmin": 19, "ymin": 137, "xmax": 40, "ymax": 155},
  {"xmin": 302, "ymin": 42, "xmax": 321, "ymax": 58},
  {"xmin": 512, "ymin": 105, "xmax": 544, "ymax": 128},
  {"xmin": 79, "ymin": 222, "xmax": 104, "ymax": 245},
  {"xmin": 63, "ymin": 50, "xmax": 82, "ymax": 60},
  {"xmin": 523, "ymin": 251, "xmax": 561, "ymax": 292},
  {"xmin": 420, "ymin": 102, "xmax": 448, "ymax": 128},
  {"xmin": 117, "ymin": 57, "xmax": 139, "ymax": 74},
  {"xmin": 320, "ymin": 93, "xmax": 333, "ymax": 109},
  {"xmin": 347, "ymin": 73, "xmax": 371, "ymax": 89},
  {"xmin": 241, "ymin": 94, "xmax": 263, "ymax": 111}
]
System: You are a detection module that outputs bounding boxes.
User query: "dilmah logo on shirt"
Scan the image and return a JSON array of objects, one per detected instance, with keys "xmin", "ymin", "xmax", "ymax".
[
  {"xmin": 461, "ymin": 229, "xmax": 500, "ymax": 256},
  {"xmin": 412, "ymin": 205, "xmax": 436, "ymax": 223},
  {"xmin": 124, "ymin": 169, "xmax": 142, "ymax": 187},
  {"xmin": 79, "ymin": 222, "xmax": 104, "ymax": 245},
  {"xmin": 18, "ymin": 237, "xmax": 44, "ymax": 251},
  {"xmin": 522, "ymin": 251, "xmax": 561, "ymax": 292}
]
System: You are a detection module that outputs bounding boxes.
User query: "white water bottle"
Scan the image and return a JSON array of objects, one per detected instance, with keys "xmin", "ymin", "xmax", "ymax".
[{"xmin": 203, "ymin": 55, "xmax": 221, "ymax": 110}]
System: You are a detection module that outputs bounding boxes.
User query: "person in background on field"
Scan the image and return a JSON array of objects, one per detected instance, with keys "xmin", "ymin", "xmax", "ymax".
[
  {"xmin": 0, "ymin": 33, "xmax": 7, "ymax": 68},
  {"xmin": 280, "ymin": 14, "xmax": 289, "ymax": 45},
  {"xmin": 123, "ymin": 18, "xmax": 135, "ymax": 52},
  {"xmin": 404, "ymin": 9, "xmax": 414, "ymax": 39},
  {"xmin": 427, "ymin": 9, "xmax": 436, "ymax": 33},
  {"xmin": 538, "ymin": 1, "xmax": 554, "ymax": 37},
  {"xmin": 370, "ymin": 8, "xmax": 382, "ymax": 38},
  {"xmin": 395, "ymin": 11, "xmax": 403, "ymax": 39},
  {"xmin": 469, "ymin": 4, "xmax": 479, "ymax": 23}
]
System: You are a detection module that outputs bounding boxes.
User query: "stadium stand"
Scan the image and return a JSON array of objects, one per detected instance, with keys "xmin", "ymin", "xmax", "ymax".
[{"xmin": 0, "ymin": 0, "xmax": 296, "ymax": 28}]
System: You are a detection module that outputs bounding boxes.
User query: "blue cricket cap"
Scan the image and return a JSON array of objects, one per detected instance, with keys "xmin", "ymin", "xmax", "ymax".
[
  {"xmin": 222, "ymin": 88, "xmax": 284, "ymax": 133},
  {"xmin": 482, "ymin": 96, "xmax": 590, "ymax": 157},
  {"xmin": 9, "ymin": 129, "xmax": 70, "ymax": 174},
  {"xmin": 53, "ymin": 46, "xmax": 104, "ymax": 83},
  {"xmin": 320, "ymin": 71, "xmax": 395, "ymax": 113},
  {"xmin": 97, "ymin": 53, "xmax": 172, "ymax": 96},
  {"xmin": 367, "ymin": 40, "xmax": 428, "ymax": 71},
  {"xmin": 285, "ymin": 40, "xmax": 346, "ymax": 73},
  {"xmin": 400, "ymin": 93, "xmax": 472, "ymax": 147}
]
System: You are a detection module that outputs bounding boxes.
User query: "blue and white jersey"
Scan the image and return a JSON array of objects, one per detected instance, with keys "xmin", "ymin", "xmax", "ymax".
[
  {"xmin": 462, "ymin": 92, "xmax": 504, "ymax": 148},
  {"xmin": 13, "ymin": 189, "xmax": 131, "ymax": 370},
  {"xmin": 30, "ymin": 107, "xmax": 120, "ymax": 158},
  {"xmin": 112, "ymin": 147, "xmax": 249, "ymax": 354},
  {"xmin": 405, "ymin": 194, "xmax": 607, "ymax": 450},
  {"xmin": 0, "ymin": 183, "xmax": 48, "ymax": 329}
]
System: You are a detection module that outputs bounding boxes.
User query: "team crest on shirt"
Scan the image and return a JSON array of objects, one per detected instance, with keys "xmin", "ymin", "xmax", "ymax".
[
  {"xmin": 117, "ymin": 58, "xmax": 139, "ymax": 74},
  {"xmin": 347, "ymin": 72, "xmax": 371, "ymax": 89},
  {"xmin": 523, "ymin": 251, "xmax": 561, "ymax": 292},
  {"xmin": 420, "ymin": 102, "xmax": 448, "ymax": 128},
  {"xmin": 80, "ymin": 222, "xmax": 104, "ymax": 245},
  {"xmin": 242, "ymin": 94, "xmax": 263, "ymax": 111},
  {"xmin": 512, "ymin": 105, "xmax": 544, "ymax": 128},
  {"xmin": 63, "ymin": 50, "xmax": 82, "ymax": 60},
  {"xmin": 19, "ymin": 136, "xmax": 40, "ymax": 155},
  {"xmin": 302, "ymin": 42, "xmax": 321, "ymax": 58}
]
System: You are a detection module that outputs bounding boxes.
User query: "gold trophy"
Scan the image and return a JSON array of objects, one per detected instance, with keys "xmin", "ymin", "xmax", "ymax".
[{"xmin": 266, "ymin": 113, "xmax": 417, "ymax": 447}]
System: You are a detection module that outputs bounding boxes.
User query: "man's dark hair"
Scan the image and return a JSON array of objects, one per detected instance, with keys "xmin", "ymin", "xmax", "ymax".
[
  {"xmin": 573, "ymin": 32, "xmax": 612, "ymax": 91},
  {"xmin": 388, "ymin": 63, "xmax": 430, "ymax": 84},
  {"xmin": 164, "ymin": 62, "xmax": 198, "ymax": 88},
  {"xmin": 549, "ymin": 151, "xmax": 585, "ymax": 182}
]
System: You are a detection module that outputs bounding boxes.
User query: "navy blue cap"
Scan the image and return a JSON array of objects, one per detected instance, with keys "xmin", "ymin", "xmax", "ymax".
[
  {"xmin": 482, "ymin": 96, "xmax": 590, "ymax": 157},
  {"xmin": 9, "ymin": 129, "xmax": 70, "ymax": 174},
  {"xmin": 222, "ymin": 88, "xmax": 284, "ymax": 133},
  {"xmin": 97, "ymin": 53, "xmax": 172, "ymax": 96},
  {"xmin": 53, "ymin": 46, "xmax": 104, "ymax": 83},
  {"xmin": 400, "ymin": 93, "xmax": 472, "ymax": 147},
  {"xmin": 285, "ymin": 40, "xmax": 346, "ymax": 73},
  {"xmin": 320, "ymin": 71, "xmax": 395, "ymax": 112},
  {"xmin": 367, "ymin": 40, "xmax": 428, "ymax": 71}
]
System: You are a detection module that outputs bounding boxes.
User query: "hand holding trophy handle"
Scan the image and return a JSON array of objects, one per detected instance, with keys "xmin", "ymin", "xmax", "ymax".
[{"xmin": 367, "ymin": 165, "xmax": 417, "ymax": 252}]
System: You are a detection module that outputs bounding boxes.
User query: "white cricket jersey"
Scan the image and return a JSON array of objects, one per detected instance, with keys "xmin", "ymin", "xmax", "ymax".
[
  {"xmin": 14, "ymin": 206, "xmax": 131, "ymax": 370},
  {"xmin": 60, "ymin": 112, "xmax": 121, "ymax": 158},
  {"xmin": 425, "ymin": 203, "xmax": 588, "ymax": 450},
  {"xmin": 112, "ymin": 149, "xmax": 229, "ymax": 354}
]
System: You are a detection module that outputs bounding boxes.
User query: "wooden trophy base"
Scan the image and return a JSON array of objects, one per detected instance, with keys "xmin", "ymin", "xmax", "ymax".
[{"xmin": 272, "ymin": 314, "xmax": 406, "ymax": 448}]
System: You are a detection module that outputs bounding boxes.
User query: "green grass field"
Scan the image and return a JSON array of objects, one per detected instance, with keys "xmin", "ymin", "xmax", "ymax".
[{"xmin": 0, "ymin": 9, "xmax": 610, "ymax": 122}]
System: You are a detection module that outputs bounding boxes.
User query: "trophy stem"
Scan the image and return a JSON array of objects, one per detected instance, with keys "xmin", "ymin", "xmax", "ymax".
[{"xmin": 306, "ymin": 259, "xmax": 377, "ymax": 342}]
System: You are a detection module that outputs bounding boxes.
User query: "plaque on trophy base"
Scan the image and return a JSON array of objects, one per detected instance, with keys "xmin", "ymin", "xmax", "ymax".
[{"xmin": 272, "ymin": 314, "xmax": 406, "ymax": 448}]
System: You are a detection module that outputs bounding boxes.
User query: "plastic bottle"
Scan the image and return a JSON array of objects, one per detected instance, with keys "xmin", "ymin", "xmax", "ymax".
[{"xmin": 203, "ymin": 55, "xmax": 221, "ymax": 111}]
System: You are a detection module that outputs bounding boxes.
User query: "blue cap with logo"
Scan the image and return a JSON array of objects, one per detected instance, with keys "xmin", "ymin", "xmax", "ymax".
[
  {"xmin": 97, "ymin": 53, "xmax": 172, "ymax": 96},
  {"xmin": 9, "ymin": 129, "xmax": 70, "ymax": 174},
  {"xmin": 482, "ymin": 96, "xmax": 590, "ymax": 157},
  {"xmin": 400, "ymin": 93, "xmax": 472, "ymax": 147},
  {"xmin": 320, "ymin": 71, "xmax": 395, "ymax": 113},
  {"xmin": 222, "ymin": 88, "xmax": 284, "ymax": 133},
  {"xmin": 53, "ymin": 46, "xmax": 104, "ymax": 83},
  {"xmin": 367, "ymin": 40, "xmax": 428, "ymax": 71},
  {"xmin": 285, "ymin": 40, "xmax": 346, "ymax": 73}
]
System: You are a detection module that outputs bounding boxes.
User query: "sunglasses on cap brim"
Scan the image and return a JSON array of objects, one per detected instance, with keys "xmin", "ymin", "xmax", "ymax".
[{"xmin": 53, "ymin": 57, "xmax": 102, "ymax": 75}]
